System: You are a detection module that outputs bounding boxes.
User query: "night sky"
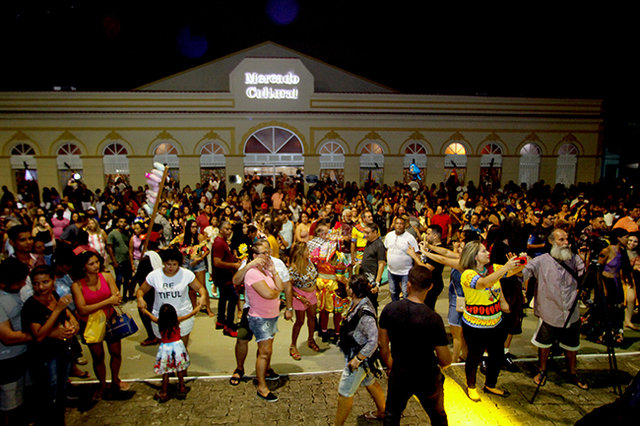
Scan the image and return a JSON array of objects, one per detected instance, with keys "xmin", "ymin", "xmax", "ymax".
[{"xmin": 1, "ymin": 2, "xmax": 639, "ymax": 166}]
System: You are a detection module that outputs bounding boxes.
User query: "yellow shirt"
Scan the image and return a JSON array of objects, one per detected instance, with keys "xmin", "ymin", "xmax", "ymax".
[{"xmin": 460, "ymin": 264, "xmax": 504, "ymax": 328}]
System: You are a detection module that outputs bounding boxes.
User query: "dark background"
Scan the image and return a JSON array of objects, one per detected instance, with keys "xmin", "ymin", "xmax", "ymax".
[{"xmin": 2, "ymin": 2, "xmax": 639, "ymax": 173}]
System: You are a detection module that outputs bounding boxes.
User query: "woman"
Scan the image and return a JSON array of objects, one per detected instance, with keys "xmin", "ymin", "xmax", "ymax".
[
  {"xmin": 335, "ymin": 275, "xmax": 385, "ymax": 425},
  {"xmin": 32, "ymin": 214, "xmax": 55, "ymax": 254},
  {"xmin": 625, "ymin": 232, "xmax": 639, "ymax": 330},
  {"xmin": 136, "ymin": 248, "xmax": 211, "ymax": 347},
  {"xmin": 70, "ymin": 251, "xmax": 127, "ymax": 400},
  {"xmin": 128, "ymin": 222, "xmax": 145, "ymax": 275},
  {"xmin": 172, "ymin": 219, "xmax": 210, "ymax": 310},
  {"xmin": 294, "ymin": 211, "xmax": 311, "ymax": 243},
  {"xmin": 287, "ymin": 242, "xmax": 320, "ymax": 360},
  {"xmin": 263, "ymin": 219, "xmax": 280, "ymax": 259},
  {"xmin": 169, "ymin": 208, "xmax": 183, "ymax": 239},
  {"xmin": 86, "ymin": 218, "xmax": 109, "ymax": 266},
  {"xmin": 243, "ymin": 243, "xmax": 286, "ymax": 402},
  {"xmin": 458, "ymin": 241, "xmax": 521, "ymax": 402},
  {"xmin": 598, "ymin": 228, "xmax": 632, "ymax": 343}
]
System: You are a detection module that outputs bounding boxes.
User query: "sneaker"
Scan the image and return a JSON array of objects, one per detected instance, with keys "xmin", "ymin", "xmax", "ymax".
[
  {"xmin": 479, "ymin": 358, "xmax": 488, "ymax": 376},
  {"xmin": 223, "ymin": 326, "xmax": 238, "ymax": 338},
  {"xmin": 265, "ymin": 368, "xmax": 281, "ymax": 381},
  {"xmin": 503, "ymin": 353, "xmax": 519, "ymax": 372},
  {"xmin": 215, "ymin": 322, "xmax": 224, "ymax": 330},
  {"xmin": 257, "ymin": 391, "xmax": 278, "ymax": 402}
]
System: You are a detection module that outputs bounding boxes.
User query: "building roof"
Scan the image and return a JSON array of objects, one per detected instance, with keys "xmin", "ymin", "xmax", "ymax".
[{"xmin": 136, "ymin": 41, "xmax": 396, "ymax": 94}]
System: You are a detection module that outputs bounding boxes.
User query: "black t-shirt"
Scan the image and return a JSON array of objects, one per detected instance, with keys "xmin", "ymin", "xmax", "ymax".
[
  {"xmin": 21, "ymin": 295, "xmax": 71, "ymax": 360},
  {"xmin": 361, "ymin": 238, "xmax": 386, "ymax": 279},
  {"xmin": 379, "ymin": 299, "xmax": 448, "ymax": 384}
]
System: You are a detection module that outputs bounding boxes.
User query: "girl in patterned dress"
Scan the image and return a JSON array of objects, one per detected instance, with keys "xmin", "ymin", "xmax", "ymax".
[{"xmin": 143, "ymin": 302, "xmax": 199, "ymax": 402}]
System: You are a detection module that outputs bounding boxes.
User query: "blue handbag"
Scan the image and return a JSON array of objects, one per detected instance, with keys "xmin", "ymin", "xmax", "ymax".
[{"xmin": 105, "ymin": 307, "xmax": 139, "ymax": 341}]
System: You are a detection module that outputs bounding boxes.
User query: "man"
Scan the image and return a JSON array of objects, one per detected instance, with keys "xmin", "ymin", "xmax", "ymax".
[
  {"xmin": 60, "ymin": 213, "xmax": 89, "ymax": 248},
  {"xmin": 154, "ymin": 203, "xmax": 172, "ymax": 247},
  {"xmin": 430, "ymin": 204, "xmax": 452, "ymax": 246},
  {"xmin": 195, "ymin": 205, "xmax": 211, "ymax": 234},
  {"xmin": 379, "ymin": 266, "xmax": 452, "ymax": 426},
  {"xmin": 613, "ymin": 203, "xmax": 640, "ymax": 233},
  {"xmin": 0, "ymin": 259, "xmax": 33, "ymax": 425},
  {"xmin": 462, "ymin": 213, "xmax": 484, "ymax": 237},
  {"xmin": 527, "ymin": 209, "xmax": 556, "ymax": 257},
  {"xmin": 277, "ymin": 209, "xmax": 294, "ymax": 259},
  {"xmin": 212, "ymin": 221, "xmax": 242, "ymax": 337},
  {"xmin": 523, "ymin": 228, "xmax": 589, "ymax": 390},
  {"xmin": 5, "ymin": 225, "xmax": 46, "ymax": 303},
  {"xmin": 384, "ymin": 216, "xmax": 419, "ymax": 301},
  {"xmin": 422, "ymin": 224, "xmax": 445, "ymax": 311},
  {"xmin": 360, "ymin": 223, "xmax": 386, "ymax": 312},
  {"xmin": 107, "ymin": 216, "xmax": 132, "ymax": 297},
  {"xmin": 352, "ymin": 210, "xmax": 374, "ymax": 267},
  {"xmin": 228, "ymin": 240, "xmax": 293, "ymax": 395}
]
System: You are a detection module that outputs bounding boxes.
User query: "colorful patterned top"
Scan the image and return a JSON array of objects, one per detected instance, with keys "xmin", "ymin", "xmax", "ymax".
[{"xmin": 460, "ymin": 264, "xmax": 504, "ymax": 329}]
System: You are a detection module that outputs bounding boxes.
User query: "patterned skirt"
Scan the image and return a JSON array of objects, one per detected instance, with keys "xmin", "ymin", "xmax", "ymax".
[{"xmin": 154, "ymin": 340, "xmax": 190, "ymax": 375}]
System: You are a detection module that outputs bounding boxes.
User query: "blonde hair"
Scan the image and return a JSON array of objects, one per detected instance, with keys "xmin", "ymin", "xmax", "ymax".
[
  {"xmin": 459, "ymin": 240, "xmax": 483, "ymax": 271},
  {"xmin": 289, "ymin": 242, "xmax": 309, "ymax": 274}
]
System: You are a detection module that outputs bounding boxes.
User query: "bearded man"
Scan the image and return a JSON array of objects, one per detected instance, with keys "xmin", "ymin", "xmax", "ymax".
[{"xmin": 522, "ymin": 228, "xmax": 589, "ymax": 390}]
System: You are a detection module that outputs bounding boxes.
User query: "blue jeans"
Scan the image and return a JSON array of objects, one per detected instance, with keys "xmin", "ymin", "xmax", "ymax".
[{"xmin": 388, "ymin": 273, "xmax": 409, "ymax": 301}]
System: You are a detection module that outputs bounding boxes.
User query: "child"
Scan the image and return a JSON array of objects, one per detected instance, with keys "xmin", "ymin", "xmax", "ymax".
[
  {"xmin": 143, "ymin": 302, "xmax": 200, "ymax": 402},
  {"xmin": 21, "ymin": 265, "xmax": 78, "ymax": 424}
]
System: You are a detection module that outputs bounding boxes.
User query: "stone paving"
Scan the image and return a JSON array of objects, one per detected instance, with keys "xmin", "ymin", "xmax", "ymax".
[{"xmin": 64, "ymin": 353, "xmax": 640, "ymax": 425}]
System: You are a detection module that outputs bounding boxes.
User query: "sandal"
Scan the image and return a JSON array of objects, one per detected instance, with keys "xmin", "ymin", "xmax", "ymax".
[
  {"xmin": 229, "ymin": 369, "xmax": 244, "ymax": 386},
  {"xmin": 153, "ymin": 391, "xmax": 170, "ymax": 403},
  {"xmin": 533, "ymin": 371, "xmax": 547, "ymax": 386},
  {"xmin": 570, "ymin": 374, "xmax": 589, "ymax": 390},
  {"xmin": 176, "ymin": 387, "xmax": 189, "ymax": 400},
  {"xmin": 482, "ymin": 386, "xmax": 510, "ymax": 397},
  {"xmin": 289, "ymin": 346, "xmax": 302, "ymax": 360},
  {"xmin": 363, "ymin": 411, "xmax": 384, "ymax": 420},
  {"xmin": 69, "ymin": 366, "xmax": 90, "ymax": 378},
  {"xmin": 307, "ymin": 340, "xmax": 321, "ymax": 352}
]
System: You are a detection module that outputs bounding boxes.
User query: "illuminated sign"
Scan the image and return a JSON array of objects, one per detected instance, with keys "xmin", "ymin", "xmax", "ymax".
[{"xmin": 244, "ymin": 71, "xmax": 300, "ymax": 100}]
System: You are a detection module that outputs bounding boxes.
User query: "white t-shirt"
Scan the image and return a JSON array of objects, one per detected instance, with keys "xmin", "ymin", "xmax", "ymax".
[
  {"xmin": 384, "ymin": 231, "xmax": 419, "ymax": 275},
  {"xmin": 146, "ymin": 267, "xmax": 196, "ymax": 338}
]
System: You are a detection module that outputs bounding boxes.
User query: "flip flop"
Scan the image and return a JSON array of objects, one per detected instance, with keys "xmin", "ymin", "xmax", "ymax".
[
  {"xmin": 570, "ymin": 374, "xmax": 589, "ymax": 390},
  {"xmin": 533, "ymin": 372, "xmax": 547, "ymax": 386},
  {"xmin": 363, "ymin": 411, "xmax": 384, "ymax": 421},
  {"xmin": 69, "ymin": 368, "xmax": 90, "ymax": 378},
  {"xmin": 229, "ymin": 369, "xmax": 244, "ymax": 386},
  {"xmin": 289, "ymin": 346, "xmax": 302, "ymax": 360},
  {"xmin": 153, "ymin": 392, "xmax": 170, "ymax": 403}
]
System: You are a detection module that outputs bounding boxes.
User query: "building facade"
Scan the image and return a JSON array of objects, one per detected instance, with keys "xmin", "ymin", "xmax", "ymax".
[{"xmin": 0, "ymin": 42, "xmax": 603, "ymax": 197}]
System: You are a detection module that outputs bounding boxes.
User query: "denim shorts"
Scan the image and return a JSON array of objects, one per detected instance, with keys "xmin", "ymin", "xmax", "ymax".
[
  {"xmin": 184, "ymin": 260, "xmax": 206, "ymax": 273},
  {"xmin": 337, "ymin": 363, "xmax": 375, "ymax": 397},
  {"xmin": 447, "ymin": 303, "xmax": 463, "ymax": 327},
  {"xmin": 248, "ymin": 315, "xmax": 279, "ymax": 343}
]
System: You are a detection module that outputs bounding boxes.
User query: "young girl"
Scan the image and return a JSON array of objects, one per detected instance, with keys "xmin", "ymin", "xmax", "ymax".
[{"xmin": 143, "ymin": 303, "xmax": 200, "ymax": 402}]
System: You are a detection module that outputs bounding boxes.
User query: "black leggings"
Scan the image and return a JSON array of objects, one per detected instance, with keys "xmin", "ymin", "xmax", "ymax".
[
  {"xmin": 462, "ymin": 322, "xmax": 507, "ymax": 388},
  {"xmin": 217, "ymin": 283, "xmax": 238, "ymax": 327}
]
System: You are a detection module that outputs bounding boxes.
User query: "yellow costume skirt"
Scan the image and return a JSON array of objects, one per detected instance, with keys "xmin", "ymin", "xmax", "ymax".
[{"xmin": 316, "ymin": 277, "xmax": 348, "ymax": 313}]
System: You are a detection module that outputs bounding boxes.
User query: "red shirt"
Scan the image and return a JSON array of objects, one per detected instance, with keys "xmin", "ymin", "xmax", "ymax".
[{"xmin": 431, "ymin": 213, "xmax": 452, "ymax": 239}]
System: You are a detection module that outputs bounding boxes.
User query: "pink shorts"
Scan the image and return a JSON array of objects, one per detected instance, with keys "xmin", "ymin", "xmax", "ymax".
[{"xmin": 293, "ymin": 286, "xmax": 317, "ymax": 311}]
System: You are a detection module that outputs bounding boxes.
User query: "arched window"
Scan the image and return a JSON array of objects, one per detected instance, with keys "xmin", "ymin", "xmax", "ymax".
[
  {"xmin": 244, "ymin": 126, "xmax": 304, "ymax": 186},
  {"xmin": 318, "ymin": 141, "xmax": 345, "ymax": 185},
  {"xmin": 556, "ymin": 143, "xmax": 578, "ymax": 186},
  {"xmin": 403, "ymin": 142, "xmax": 428, "ymax": 184},
  {"xmin": 10, "ymin": 143, "xmax": 37, "ymax": 168},
  {"xmin": 444, "ymin": 142, "xmax": 467, "ymax": 168},
  {"xmin": 153, "ymin": 142, "xmax": 179, "ymax": 167},
  {"xmin": 57, "ymin": 143, "xmax": 83, "ymax": 189},
  {"xmin": 519, "ymin": 143, "xmax": 542, "ymax": 188},
  {"xmin": 103, "ymin": 143, "xmax": 130, "ymax": 186},
  {"xmin": 360, "ymin": 142, "xmax": 384, "ymax": 184},
  {"xmin": 200, "ymin": 142, "xmax": 226, "ymax": 186},
  {"xmin": 444, "ymin": 143, "xmax": 466, "ymax": 155}
]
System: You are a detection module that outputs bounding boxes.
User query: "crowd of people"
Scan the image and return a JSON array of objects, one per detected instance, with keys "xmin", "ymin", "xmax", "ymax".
[{"xmin": 1, "ymin": 172, "xmax": 639, "ymax": 424}]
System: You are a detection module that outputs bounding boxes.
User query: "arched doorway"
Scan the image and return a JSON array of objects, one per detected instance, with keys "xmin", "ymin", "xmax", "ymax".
[
  {"xmin": 57, "ymin": 143, "xmax": 83, "ymax": 190},
  {"xmin": 10, "ymin": 143, "xmax": 39, "ymax": 204},
  {"xmin": 518, "ymin": 143, "xmax": 542, "ymax": 188},
  {"xmin": 360, "ymin": 142, "xmax": 384, "ymax": 184},
  {"xmin": 244, "ymin": 126, "xmax": 304, "ymax": 187},
  {"xmin": 103, "ymin": 143, "xmax": 130, "ymax": 187},
  {"xmin": 200, "ymin": 142, "xmax": 226, "ymax": 190},
  {"xmin": 444, "ymin": 142, "xmax": 467, "ymax": 187},
  {"xmin": 153, "ymin": 142, "xmax": 180, "ymax": 186},
  {"xmin": 403, "ymin": 142, "xmax": 427, "ymax": 184},
  {"xmin": 318, "ymin": 141, "xmax": 345, "ymax": 186},
  {"xmin": 480, "ymin": 143, "xmax": 503, "ymax": 192},
  {"xmin": 556, "ymin": 143, "xmax": 578, "ymax": 186}
]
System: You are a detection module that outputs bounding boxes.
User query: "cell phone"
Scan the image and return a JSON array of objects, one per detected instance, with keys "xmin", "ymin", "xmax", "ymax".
[{"xmin": 514, "ymin": 256, "xmax": 527, "ymax": 265}]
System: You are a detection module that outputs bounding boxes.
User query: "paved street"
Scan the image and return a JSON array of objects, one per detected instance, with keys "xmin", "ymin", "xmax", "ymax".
[{"xmin": 64, "ymin": 281, "xmax": 640, "ymax": 425}]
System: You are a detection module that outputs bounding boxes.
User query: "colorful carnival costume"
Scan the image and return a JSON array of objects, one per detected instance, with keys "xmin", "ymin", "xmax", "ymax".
[{"xmin": 309, "ymin": 228, "xmax": 350, "ymax": 315}]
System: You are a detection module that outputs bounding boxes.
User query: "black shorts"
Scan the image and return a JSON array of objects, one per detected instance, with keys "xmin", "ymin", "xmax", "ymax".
[
  {"xmin": 532, "ymin": 319, "xmax": 580, "ymax": 351},
  {"xmin": 236, "ymin": 307, "xmax": 253, "ymax": 341}
]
